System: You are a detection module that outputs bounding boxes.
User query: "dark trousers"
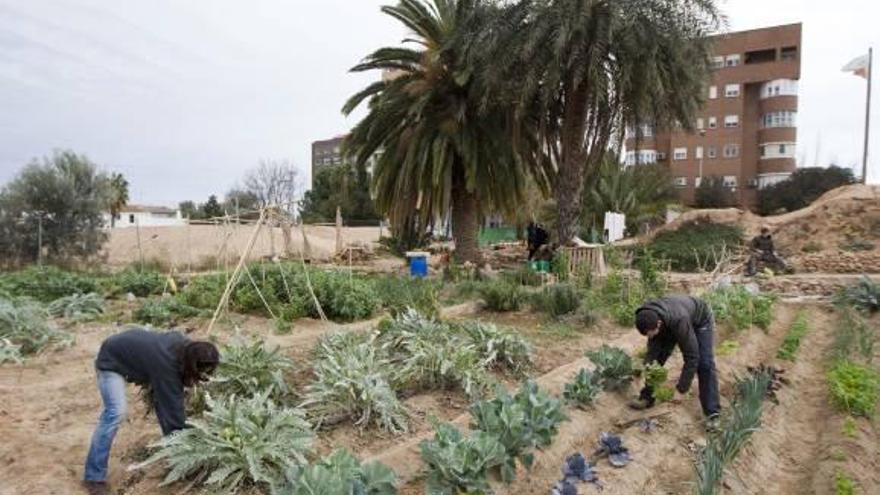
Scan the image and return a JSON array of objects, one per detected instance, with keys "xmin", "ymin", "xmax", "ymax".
[{"xmin": 639, "ymin": 319, "xmax": 720, "ymax": 417}]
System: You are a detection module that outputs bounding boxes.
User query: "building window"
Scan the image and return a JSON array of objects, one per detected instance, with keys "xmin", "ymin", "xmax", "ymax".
[
  {"xmin": 759, "ymin": 142, "xmax": 797, "ymax": 159},
  {"xmin": 695, "ymin": 146, "xmax": 704, "ymax": 160},
  {"xmin": 707, "ymin": 146, "xmax": 717, "ymax": 159},
  {"xmin": 723, "ymin": 144, "xmax": 740, "ymax": 158},
  {"xmin": 695, "ymin": 177, "xmax": 702, "ymax": 188},
  {"xmin": 673, "ymin": 147, "xmax": 688, "ymax": 160},
  {"xmin": 761, "ymin": 79, "xmax": 798, "ymax": 98},
  {"xmin": 129, "ymin": 214, "xmax": 135, "ymax": 224},
  {"xmin": 624, "ymin": 151, "xmax": 635, "ymax": 166},
  {"xmin": 724, "ymin": 115, "xmax": 739, "ymax": 128},
  {"xmin": 711, "ymin": 56, "xmax": 724, "ymax": 69},
  {"xmin": 781, "ymin": 46, "xmax": 798, "ymax": 61},
  {"xmin": 725, "ymin": 54, "xmax": 741, "ymax": 67},
  {"xmin": 761, "ymin": 111, "xmax": 797, "ymax": 128},
  {"xmin": 708, "ymin": 86, "xmax": 718, "ymax": 99},
  {"xmin": 656, "ymin": 151, "xmax": 667, "ymax": 161},
  {"xmin": 696, "ymin": 118, "xmax": 704, "ymax": 130},
  {"xmin": 708, "ymin": 117, "xmax": 717, "ymax": 129},
  {"xmin": 744, "ymin": 48, "xmax": 776, "ymax": 64},
  {"xmin": 723, "ymin": 175, "xmax": 738, "ymax": 188},
  {"xmin": 674, "ymin": 177, "xmax": 688, "ymax": 188},
  {"xmin": 724, "ymin": 84, "xmax": 740, "ymax": 98}
]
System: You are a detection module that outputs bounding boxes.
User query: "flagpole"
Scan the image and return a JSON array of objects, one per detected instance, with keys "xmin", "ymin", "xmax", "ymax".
[{"xmin": 863, "ymin": 47, "xmax": 872, "ymax": 184}]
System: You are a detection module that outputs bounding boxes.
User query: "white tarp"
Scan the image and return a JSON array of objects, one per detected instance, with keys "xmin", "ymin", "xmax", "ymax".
[{"xmin": 603, "ymin": 212, "xmax": 626, "ymax": 243}]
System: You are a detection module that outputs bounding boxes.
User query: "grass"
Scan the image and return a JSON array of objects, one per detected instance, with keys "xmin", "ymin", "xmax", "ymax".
[
  {"xmin": 827, "ymin": 360, "xmax": 880, "ymax": 418},
  {"xmin": 832, "ymin": 309, "xmax": 876, "ymax": 363},
  {"xmin": 841, "ymin": 417, "xmax": 858, "ymax": 439},
  {"xmin": 777, "ymin": 311, "xmax": 809, "ymax": 361}
]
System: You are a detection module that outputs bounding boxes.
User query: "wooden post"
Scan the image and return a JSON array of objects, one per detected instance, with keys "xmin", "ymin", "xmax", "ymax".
[
  {"xmin": 135, "ymin": 217, "xmax": 144, "ymax": 271},
  {"xmin": 335, "ymin": 206, "xmax": 343, "ymax": 254},
  {"xmin": 37, "ymin": 215, "xmax": 43, "ymax": 266}
]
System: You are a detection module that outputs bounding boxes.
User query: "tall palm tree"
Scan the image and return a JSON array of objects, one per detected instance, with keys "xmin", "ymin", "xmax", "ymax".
[
  {"xmin": 108, "ymin": 172, "xmax": 129, "ymax": 228},
  {"xmin": 343, "ymin": 0, "xmax": 550, "ymax": 263},
  {"xmin": 484, "ymin": 0, "xmax": 721, "ymax": 243}
]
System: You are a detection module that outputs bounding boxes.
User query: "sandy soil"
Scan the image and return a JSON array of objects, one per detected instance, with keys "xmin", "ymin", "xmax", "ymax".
[{"xmin": 101, "ymin": 224, "xmax": 385, "ymax": 271}]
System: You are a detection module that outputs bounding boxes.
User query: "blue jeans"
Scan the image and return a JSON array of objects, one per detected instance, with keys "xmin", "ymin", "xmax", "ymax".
[{"xmin": 84, "ymin": 370, "xmax": 128, "ymax": 482}]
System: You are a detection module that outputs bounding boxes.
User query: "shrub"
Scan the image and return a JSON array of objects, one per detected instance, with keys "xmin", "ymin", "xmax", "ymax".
[
  {"xmin": 454, "ymin": 321, "xmax": 532, "ymax": 375},
  {"xmin": 635, "ymin": 248, "xmax": 665, "ymax": 294},
  {"xmin": 777, "ymin": 311, "xmax": 809, "ymax": 361},
  {"xmin": 110, "ymin": 269, "xmax": 167, "ymax": 297},
  {"xmin": 828, "ymin": 360, "xmax": 880, "ymax": 418},
  {"xmin": 758, "ymin": 165, "xmax": 856, "ymax": 215},
  {"xmin": 420, "ymin": 422, "xmax": 507, "ymax": 495},
  {"xmin": 704, "ymin": 286, "xmax": 775, "ymax": 331},
  {"xmin": 136, "ymin": 392, "xmax": 313, "ymax": 494},
  {"xmin": 644, "ymin": 363, "xmax": 674, "ymax": 403},
  {"xmin": 469, "ymin": 381, "xmax": 567, "ymax": 483},
  {"xmin": 586, "ymin": 345, "xmax": 634, "ymax": 391},
  {"xmin": 0, "ymin": 297, "xmax": 72, "ymax": 357},
  {"xmin": 47, "ymin": 293, "xmax": 104, "ymax": 322},
  {"xmin": 179, "ymin": 273, "xmax": 227, "ymax": 310},
  {"xmin": 0, "ymin": 266, "xmax": 99, "ymax": 302},
  {"xmin": 309, "ymin": 272, "xmax": 380, "ymax": 322},
  {"xmin": 502, "ymin": 266, "xmax": 543, "ymax": 287},
  {"xmin": 647, "ymin": 220, "xmax": 742, "ymax": 272},
  {"xmin": 373, "ymin": 276, "xmax": 439, "ymax": 317},
  {"xmin": 834, "ymin": 276, "xmax": 880, "ymax": 313},
  {"xmin": 563, "ymin": 368, "xmax": 602, "ymax": 408},
  {"xmin": 210, "ymin": 340, "xmax": 294, "ymax": 402},
  {"xmin": 479, "ymin": 281, "xmax": 525, "ymax": 312},
  {"xmin": 531, "ymin": 283, "xmax": 580, "ymax": 319},
  {"xmin": 587, "ymin": 271, "xmax": 646, "ymax": 326},
  {"xmin": 286, "ymin": 449, "xmax": 397, "ymax": 495},
  {"xmin": 133, "ymin": 297, "xmax": 200, "ymax": 327},
  {"xmin": 304, "ymin": 335, "xmax": 408, "ymax": 433}
]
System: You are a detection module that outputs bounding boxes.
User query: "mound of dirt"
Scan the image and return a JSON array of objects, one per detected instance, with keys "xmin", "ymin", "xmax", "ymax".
[{"xmin": 639, "ymin": 185, "xmax": 880, "ymax": 273}]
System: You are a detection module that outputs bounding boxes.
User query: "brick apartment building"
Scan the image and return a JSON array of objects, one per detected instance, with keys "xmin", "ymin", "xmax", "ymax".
[
  {"xmin": 624, "ymin": 23, "xmax": 802, "ymax": 208},
  {"xmin": 311, "ymin": 135, "xmax": 347, "ymax": 183}
]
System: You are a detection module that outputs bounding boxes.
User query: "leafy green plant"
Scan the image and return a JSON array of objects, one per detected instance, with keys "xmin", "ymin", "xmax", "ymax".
[
  {"xmin": 636, "ymin": 248, "xmax": 665, "ymax": 295},
  {"xmin": 777, "ymin": 311, "xmax": 809, "ymax": 361},
  {"xmin": 179, "ymin": 273, "xmax": 227, "ymax": 309},
  {"xmin": 372, "ymin": 276, "xmax": 440, "ymax": 317},
  {"xmin": 586, "ymin": 345, "xmax": 634, "ymax": 391},
  {"xmin": 695, "ymin": 371, "xmax": 771, "ymax": 495},
  {"xmin": 308, "ymin": 271, "xmax": 380, "ymax": 322},
  {"xmin": 704, "ymin": 286, "xmax": 775, "ymax": 331},
  {"xmin": 834, "ymin": 276, "xmax": 880, "ymax": 313},
  {"xmin": 469, "ymin": 382, "xmax": 567, "ymax": 482},
  {"xmin": 531, "ymin": 283, "xmax": 580, "ymax": 319},
  {"xmin": 0, "ymin": 266, "xmax": 99, "ymax": 302},
  {"xmin": 502, "ymin": 266, "xmax": 543, "ymax": 287},
  {"xmin": 587, "ymin": 271, "xmax": 646, "ymax": 326},
  {"xmin": 46, "ymin": 292, "xmax": 104, "ymax": 322},
  {"xmin": 210, "ymin": 340, "xmax": 294, "ymax": 402},
  {"xmin": 828, "ymin": 360, "xmax": 880, "ymax": 418},
  {"xmin": 0, "ymin": 297, "xmax": 72, "ymax": 357},
  {"xmin": 0, "ymin": 338, "xmax": 24, "ymax": 364},
  {"xmin": 644, "ymin": 363, "xmax": 674, "ymax": 403},
  {"xmin": 835, "ymin": 469, "xmax": 856, "ymax": 495},
  {"xmin": 454, "ymin": 321, "xmax": 532, "ymax": 375},
  {"xmin": 647, "ymin": 220, "xmax": 742, "ymax": 272},
  {"xmin": 304, "ymin": 335, "xmax": 408, "ymax": 433},
  {"xmin": 133, "ymin": 297, "xmax": 201, "ymax": 327},
  {"xmin": 285, "ymin": 449, "xmax": 397, "ymax": 495},
  {"xmin": 419, "ymin": 422, "xmax": 507, "ymax": 495},
  {"xmin": 109, "ymin": 269, "xmax": 167, "ymax": 297},
  {"xmin": 552, "ymin": 250, "xmax": 571, "ymax": 282},
  {"xmin": 479, "ymin": 281, "xmax": 526, "ymax": 312},
  {"xmin": 841, "ymin": 417, "xmax": 858, "ymax": 439},
  {"xmin": 563, "ymin": 368, "xmax": 602, "ymax": 408},
  {"xmin": 136, "ymin": 392, "xmax": 313, "ymax": 494},
  {"xmin": 717, "ymin": 340, "xmax": 739, "ymax": 357}
]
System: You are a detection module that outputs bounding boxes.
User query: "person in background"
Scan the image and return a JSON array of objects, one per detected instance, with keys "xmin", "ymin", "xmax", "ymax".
[
  {"xmin": 629, "ymin": 295, "xmax": 721, "ymax": 431},
  {"xmin": 746, "ymin": 226, "xmax": 789, "ymax": 275},
  {"xmin": 82, "ymin": 328, "xmax": 219, "ymax": 495},
  {"xmin": 527, "ymin": 222, "xmax": 550, "ymax": 261}
]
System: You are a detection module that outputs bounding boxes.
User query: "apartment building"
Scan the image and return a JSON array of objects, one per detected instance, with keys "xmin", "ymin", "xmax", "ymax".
[
  {"xmin": 311, "ymin": 135, "xmax": 347, "ymax": 183},
  {"xmin": 624, "ymin": 23, "xmax": 802, "ymax": 208}
]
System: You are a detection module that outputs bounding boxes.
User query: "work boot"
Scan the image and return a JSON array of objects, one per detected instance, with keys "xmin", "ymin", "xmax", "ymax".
[
  {"xmin": 705, "ymin": 414, "xmax": 721, "ymax": 433},
  {"xmin": 82, "ymin": 481, "xmax": 111, "ymax": 495},
  {"xmin": 627, "ymin": 397, "xmax": 654, "ymax": 411}
]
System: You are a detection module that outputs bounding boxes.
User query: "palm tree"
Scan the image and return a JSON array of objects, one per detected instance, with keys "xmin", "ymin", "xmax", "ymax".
[
  {"xmin": 108, "ymin": 172, "xmax": 129, "ymax": 228},
  {"xmin": 485, "ymin": 0, "xmax": 721, "ymax": 243},
  {"xmin": 582, "ymin": 158, "xmax": 674, "ymax": 235},
  {"xmin": 343, "ymin": 0, "xmax": 550, "ymax": 263}
]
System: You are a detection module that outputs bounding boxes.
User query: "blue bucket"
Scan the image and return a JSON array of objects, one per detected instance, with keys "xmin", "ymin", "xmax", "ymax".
[{"xmin": 406, "ymin": 251, "xmax": 429, "ymax": 278}]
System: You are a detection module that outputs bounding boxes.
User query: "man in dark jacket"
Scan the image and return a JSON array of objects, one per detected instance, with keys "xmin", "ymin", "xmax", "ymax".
[
  {"xmin": 629, "ymin": 295, "xmax": 720, "ymax": 430},
  {"xmin": 82, "ymin": 328, "xmax": 219, "ymax": 495},
  {"xmin": 746, "ymin": 226, "xmax": 789, "ymax": 275}
]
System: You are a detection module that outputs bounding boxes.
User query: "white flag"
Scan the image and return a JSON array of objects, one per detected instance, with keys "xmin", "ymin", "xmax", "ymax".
[{"xmin": 842, "ymin": 54, "xmax": 870, "ymax": 79}]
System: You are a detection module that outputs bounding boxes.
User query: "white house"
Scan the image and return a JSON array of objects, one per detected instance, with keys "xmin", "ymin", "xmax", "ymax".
[{"xmin": 105, "ymin": 205, "xmax": 186, "ymax": 228}]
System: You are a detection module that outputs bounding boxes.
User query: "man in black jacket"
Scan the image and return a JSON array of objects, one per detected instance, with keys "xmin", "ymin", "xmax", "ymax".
[
  {"xmin": 82, "ymin": 328, "xmax": 219, "ymax": 495},
  {"xmin": 629, "ymin": 295, "xmax": 720, "ymax": 430}
]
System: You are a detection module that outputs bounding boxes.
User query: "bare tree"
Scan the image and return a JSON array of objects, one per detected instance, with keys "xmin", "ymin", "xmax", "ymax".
[{"xmin": 242, "ymin": 159, "xmax": 303, "ymax": 214}]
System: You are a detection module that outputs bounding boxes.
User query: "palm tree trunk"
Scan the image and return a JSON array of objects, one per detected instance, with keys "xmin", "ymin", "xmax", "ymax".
[
  {"xmin": 451, "ymin": 168, "xmax": 482, "ymax": 265},
  {"xmin": 556, "ymin": 85, "xmax": 589, "ymax": 244}
]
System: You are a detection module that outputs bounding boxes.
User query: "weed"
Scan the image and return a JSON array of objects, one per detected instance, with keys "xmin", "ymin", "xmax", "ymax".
[
  {"xmin": 841, "ymin": 417, "xmax": 858, "ymax": 439},
  {"xmin": 704, "ymin": 286, "xmax": 775, "ymax": 331},
  {"xmin": 717, "ymin": 340, "xmax": 740, "ymax": 357},
  {"xmin": 133, "ymin": 297, "xmax": 201, "ymax": 327},
  {"xmin": 828, "ymin": 360, "xmax": 880, "ymax": 418},
  {"xmin": 531, "ymin": 283, "xmax": 580, "ymax": 318},
  {"xmin": 469, "ymin": 381, "xmax": 567, "ymax": 483},
  {"xmin": 552, "ymin": 250, "xmax": 571, "ymax": 282},
  {"xmin": 479, "ymin": 281, "xmax": 526, "ymax": 312},
  {"xmin": 833, "ymin": 309, "xmax": 876, "ymax": 362},
  {"xmin": 834, "ymin": 469, "xmax": 857, "ymax": 495},
  {"xmin": 502, "ymin": 266, "xmax": 543, "ymax": 287},
  {"xmin": 420, "ymin": 422, "xmax": 507, "ymax": 494},
  {"xmin": 373, "ymin": 276, "xmax": 439, "ymax": 317},
  {"xmin": 635, "ymin": 248, "xmax": 665, "ymax": 294},
  {"xmin": 586, "ymin": 345, "xmax": 635, "ymax": 391},
  {"xmin": 834, "ymin": 276, "xmax": 880, "ymax": 313},
  {"xmin": 777, "ymin": 312, "xmax": 809, "ymax": 361},
  {"xmin": 563, "ymin": 368, "xmax": 602, "ymax": 408}
]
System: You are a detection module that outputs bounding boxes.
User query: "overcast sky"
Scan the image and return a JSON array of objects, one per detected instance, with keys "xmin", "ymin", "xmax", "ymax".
[{"xmin": 0, "ymin": 0, "xmax": 878, "ymax": 207}]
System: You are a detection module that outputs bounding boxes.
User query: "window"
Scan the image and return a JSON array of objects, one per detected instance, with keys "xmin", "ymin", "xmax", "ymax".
[
  {"xmin": 723, "ymin": 175, "xmax": 738, "ymax": 188},
  {"xmin": 624, "ymin": 151, "xmax": 635, "ymax": 166},
  {"xmin": 781, "ymin": 46, "xmax": 798, "ymax": 61},
  {"xmin": 723, "ymin": 144, "xmax": 740, "ymax": 158},
  {"xmin": 761, "ymin": 79, "xmax": 798, "ymax": 98},
  {"xmin": 724, "ymin": 115, "xmax": 739, "ymax": 128},
  {"xmin": 761, "ymin": 111, "xmax": 797, "ymax": 128},
  {"xmin": 695, "ymin": 146, "xmax": 704, "ymax": 160},
  {"xmin": 708, "ymin": 86, "xmax": 718, "ymax": 99},
  {"xmin": 708, "ymin": 117, "xmax": 717, "ymax": 129},
  {"xmin": 724, "ymin": 84, "xmax": 740, "ymax": 98},
  {"xmin": 725, "ymin": 54, "xmax": 741, "ymax": 67},
  {"xmin": 759, "ymin": 142, "xmax": 796, "ymax": 159},
  {"xmin": 744, "ymin": 48, "xmax": 776, "ymax": 64},
  {"xmin": 696, "ymin": 118, "xmax": 704, "ymax": 130},
  {"xmin": 656, "ymin": 151, "xmax": 667, "ymax": 161},
  {"xmin": 711, "ymin": 56, "xmax": 724, "ymax": 69},
  {"xmin": 673, "ymin": 147, "xmax": 688, "ymax": 160},
  {"xmin": 707, "ymin": 146, "xmax": 717, "ymax": 159},
  {"xmin": 674, "ymin": 177, "xmax": 688, "ymax": 188}
]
